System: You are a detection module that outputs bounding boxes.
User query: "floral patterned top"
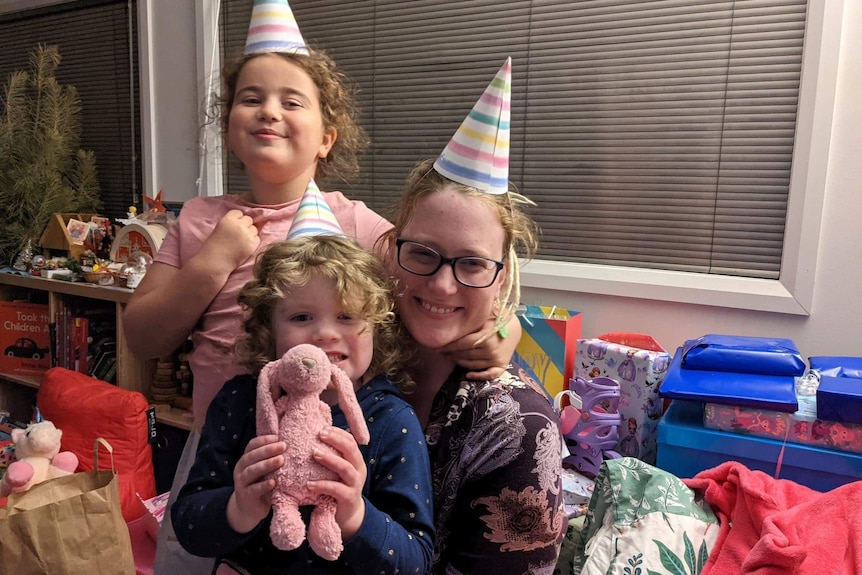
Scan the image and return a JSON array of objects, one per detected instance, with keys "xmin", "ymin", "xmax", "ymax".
[{"xmin": 425, "ymin": 365, "xmax": 566, "ymax": 574}]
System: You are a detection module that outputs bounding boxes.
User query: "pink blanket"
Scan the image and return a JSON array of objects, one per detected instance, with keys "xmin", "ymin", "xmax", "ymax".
[{"xmin": 684, "ymin": 462, "xmax": 862, "ymax": 575}]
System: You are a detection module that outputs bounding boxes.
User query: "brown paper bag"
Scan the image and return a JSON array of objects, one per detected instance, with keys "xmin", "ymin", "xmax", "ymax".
[{"xmin": 0, "ymin": 438, "xmax": 135, "ymax": 574}]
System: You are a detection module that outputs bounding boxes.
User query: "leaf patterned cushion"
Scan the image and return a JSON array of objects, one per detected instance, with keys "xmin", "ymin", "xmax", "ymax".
[{"xmin": 571, "ymin": 457, "xmax": 720, "ymax": 575}]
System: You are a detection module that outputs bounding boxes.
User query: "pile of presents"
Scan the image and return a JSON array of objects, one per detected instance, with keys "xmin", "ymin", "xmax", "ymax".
[
  {"xmin": 660, "ymin": 336, "xmax": 862, "ymax": 456},
  {"xmin": 513, "ymin": 306, "xmax": 862, "ymax": 516},
  {"xmin": 513, "ymin": 305, "xmax": 673, "ymax": 517}
]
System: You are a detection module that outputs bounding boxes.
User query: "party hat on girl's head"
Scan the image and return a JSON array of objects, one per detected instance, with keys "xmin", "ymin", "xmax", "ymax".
[
  {"xmin": 244, "ymin": 0, "xmax": 309, "ymax": 56},
  {"xmin": 433, "ymin": 57, "xmax": 511, "ymax": 195},
  {"xmin": 287, "ymin": 181, "xmax": 344, "ymax": 239}
]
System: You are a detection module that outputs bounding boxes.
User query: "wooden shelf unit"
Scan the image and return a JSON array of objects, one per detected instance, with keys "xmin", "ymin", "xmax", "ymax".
[{"xmin": 0, "ymin": 273, "xmax": 191, "ymax": 431}]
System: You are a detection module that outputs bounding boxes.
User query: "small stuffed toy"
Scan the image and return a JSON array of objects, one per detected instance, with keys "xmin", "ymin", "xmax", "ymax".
[
  {"xmin": 0, "ymin": 441, "xmax": 15, "ymax": 469},
  {"xmin": 0, "ymin": 420, "xmax": 79, "ymax": 497},
  {"xmin": 257, "ymin": 343, "xmax": 370, "ymax": 560}
]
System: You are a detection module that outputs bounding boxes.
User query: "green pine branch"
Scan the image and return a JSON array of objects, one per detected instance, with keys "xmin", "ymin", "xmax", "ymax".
[{"xmin": 0, "ymin": 44, "xmax": 102, "ymax": 265}]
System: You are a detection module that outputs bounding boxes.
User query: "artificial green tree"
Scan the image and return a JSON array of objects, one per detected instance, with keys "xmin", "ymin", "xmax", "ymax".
[{"xmin": 0, "ymin": 43, "xmax": 102, "ymax": 265}]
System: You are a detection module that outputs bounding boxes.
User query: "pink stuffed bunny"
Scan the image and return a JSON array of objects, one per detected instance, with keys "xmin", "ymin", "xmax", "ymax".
[
  {"xmin": 0, "ymin": 420, "xmax": 79, "ymax": 497},
  {"xmin": 257, "ymin": 343, "xmax": 371, "ymax": 560}
]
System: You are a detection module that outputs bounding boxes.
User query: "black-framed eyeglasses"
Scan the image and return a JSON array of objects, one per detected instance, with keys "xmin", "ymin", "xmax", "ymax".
[{"xmin": 395, "ymin": 239, "xmax": 505, "ymax": 288}]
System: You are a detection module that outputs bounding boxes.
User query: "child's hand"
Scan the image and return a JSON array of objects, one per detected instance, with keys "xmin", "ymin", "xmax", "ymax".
[
  {"xmin": 201, "ymin": 210, "xmax": 260, "ymax": 271},
  {"xmin": 440, "ymin": 314, "xmax": 521, "ymax": 380},
  {"xmin": 307, "ymin": 426, "xmax": 367, "ymax": 541},
  {"xmin": 227, "ymin": 434, "xmax": 286, "ymax": 534}
]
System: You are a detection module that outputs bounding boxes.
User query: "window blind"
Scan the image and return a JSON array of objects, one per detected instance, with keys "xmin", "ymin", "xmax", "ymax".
[
  {"xmin": 0, "ymin": 0, "xmax": 140, "ymax": 220},
  {"xmin": 220, "ymin": 0, "xmax": 807, "ymax": 280}
]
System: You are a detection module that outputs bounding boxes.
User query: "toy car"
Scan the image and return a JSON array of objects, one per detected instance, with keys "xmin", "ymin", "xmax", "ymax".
[{"xmin": 4, "ymin": 338, "xmax": 50, "ymax": 360}]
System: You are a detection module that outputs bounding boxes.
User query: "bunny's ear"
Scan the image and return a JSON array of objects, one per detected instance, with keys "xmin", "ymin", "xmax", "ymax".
[
  {"xmin": 257, "ymin": 361, "xmax": 280, "ymax": 436},
  {"xmin": 259, "ymin": 361, "xmax": 281, "ymax": 400},
  {"xmin": 258, "ymin": 362, "xmax": 271, "ymax": 396},
  {"xmin": 270, "ymin": 363, "xmax": 283, "ymax": 401},
  {"xmin": 331, "ymin": 367, "xmax": 370, "ymax": 445}
]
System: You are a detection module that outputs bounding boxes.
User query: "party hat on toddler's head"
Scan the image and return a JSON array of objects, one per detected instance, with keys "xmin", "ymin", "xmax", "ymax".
[
  {"xmin": 287, "ymin": 181, "xmax": 344, "ymax": 239},
  {"xmin": 433, "ymin": 57, "xmax": 511, "ymax": 195},
  {"xmin": 244, "ymin": 0, "xmax": 309, "ymax": 56}
]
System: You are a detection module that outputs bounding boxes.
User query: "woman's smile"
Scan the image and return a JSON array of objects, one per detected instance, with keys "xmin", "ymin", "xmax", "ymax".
[{"xmin": 418, "ymin": 299, "xmax": 458, "ymax": 315}]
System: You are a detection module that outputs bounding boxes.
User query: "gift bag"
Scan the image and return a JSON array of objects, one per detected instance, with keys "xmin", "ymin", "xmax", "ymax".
[
  {"xmin": 514, "ymin": 305, "xmax": 583, "ymax": 397},
  {"xmin": 575, "ymin": 333, "xmax": 671, "ymax": 465},
  {"xmin": 0, "ymin": 438, "xmax": 135, "ymax": 575}
]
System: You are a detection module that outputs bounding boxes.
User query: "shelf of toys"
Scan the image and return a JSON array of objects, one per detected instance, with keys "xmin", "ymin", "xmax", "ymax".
[{"xmin": 0, "ymin": 200, "xmax": 192, "ymax": 431}]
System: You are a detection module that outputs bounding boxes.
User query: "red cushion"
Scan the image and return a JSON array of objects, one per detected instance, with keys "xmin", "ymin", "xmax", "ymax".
[{"xmin": 37, "ymin": 367, "xmax": 156, "ymax": 522}]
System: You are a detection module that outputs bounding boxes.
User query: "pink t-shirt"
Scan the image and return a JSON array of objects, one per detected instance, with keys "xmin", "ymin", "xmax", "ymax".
[{"xmin": 154, "ymin": 192, "xmax": 392, "ymax": 427}]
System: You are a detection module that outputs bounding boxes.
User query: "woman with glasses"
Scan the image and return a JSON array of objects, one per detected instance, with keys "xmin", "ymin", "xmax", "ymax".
[{"xmin": 379, "ymin": 59, "xmax": 565, "ymax": 575}]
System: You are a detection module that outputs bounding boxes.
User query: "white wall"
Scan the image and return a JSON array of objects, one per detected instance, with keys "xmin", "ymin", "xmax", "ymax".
[{"xmin": 139, "ymin": 0, "xmax": 861, "ymax": 358}]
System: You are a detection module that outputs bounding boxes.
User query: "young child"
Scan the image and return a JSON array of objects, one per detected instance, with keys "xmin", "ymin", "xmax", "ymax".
[{"xmin": 171, "ymin": 227, "xmax": 434, "ymax": 574}]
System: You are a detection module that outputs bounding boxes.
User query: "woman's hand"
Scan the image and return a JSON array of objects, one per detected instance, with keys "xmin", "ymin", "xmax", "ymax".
[
  {"xmin": 307, "ymin": 426, "xmax": 368, "ymax": 540},
  {"xmin": 441, "ymin": 314, "xmax": 521, "ymax": 380},
  {"xmin": 226, "ymin": 434, "xmax": 286, "ymax": 533}
]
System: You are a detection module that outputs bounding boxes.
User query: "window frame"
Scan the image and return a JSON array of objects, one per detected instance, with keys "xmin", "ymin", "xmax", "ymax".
[
  {"xmin": 188, "ymin": 0, "xmax": 842, "ymax": 316},
  {"xmin": 521, "ymin": 1, "xmax": 842, "ymax": 316}
]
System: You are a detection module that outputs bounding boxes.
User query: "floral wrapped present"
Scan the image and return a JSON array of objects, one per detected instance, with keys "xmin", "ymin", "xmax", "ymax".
[
  {"xmin": 575, "ymin": 333, "xmax": 671, "ymax": 465},
  {"xmin": 704, "ymin": 374, "xmax": 862, "ymax": 454}
]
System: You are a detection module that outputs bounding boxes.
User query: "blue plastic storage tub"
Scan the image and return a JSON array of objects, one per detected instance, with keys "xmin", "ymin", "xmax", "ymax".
[{"xmin": 656, "ymin": 400, "xmax": 862, "ymax": 492}]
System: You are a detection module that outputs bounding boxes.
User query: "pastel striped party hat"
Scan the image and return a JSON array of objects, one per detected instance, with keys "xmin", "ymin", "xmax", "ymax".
[
  {"xmin": 244, "ymin": 0, "xmax": 309, "ymax": 56},
  {"xmin": 433, "ymin": 57, "xmax": 511, "ymax": 195},
  {"xmin": 287, "ymin": 180, "xmax": 344, "ymax": 239}
]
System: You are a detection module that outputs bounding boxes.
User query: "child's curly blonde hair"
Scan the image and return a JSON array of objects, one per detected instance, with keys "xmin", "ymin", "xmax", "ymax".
[
  {"xmin": 219, "ymin": 48, "xmax": 368, "ymax": 185},
  {"xmin": 236, "ymin": 236, "xmax": 412, "ymax": 390}
]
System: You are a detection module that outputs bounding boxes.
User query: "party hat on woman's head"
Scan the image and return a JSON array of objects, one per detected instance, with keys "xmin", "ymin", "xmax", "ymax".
[
  {"xmin": 244, "ymin": 0, "xmax": 309, "ymax": 56},
  {"xmin": 287, "ymin": 181, "xmax": 344, "ymax": 239},
  {"xmin": 433, "ymin": 57, "xmax": 511, "ymax": 195}
]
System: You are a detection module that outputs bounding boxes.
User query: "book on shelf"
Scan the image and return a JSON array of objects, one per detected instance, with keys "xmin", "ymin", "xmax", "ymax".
[
  {"xmin": 100, "ymin": 357, "xmax": 117, "ymax": 384},
  {"xmin": 56, "ymin": 301, "xmax": 67, "ymax": 369},
  {"xmin": 0, "ymin": 301, "xmax": 51, "ymax": 376},
  {"xmin": 46, "ymin": 299, "xmax": 113, "ymax": 380},
  {"xmin": 73, "ymin": 316, "xmax": 89, "ymax": 375},
  {"xmin": 50, "ymin": 301, "xmax": 90, "ymax": 374},
  {"xmin": 89, "ymin": 338, "xmax": 116, "ymax": 383},
  {"xmin": 48, "ymin": 322, "xmax": 57, "ymax": 369}
]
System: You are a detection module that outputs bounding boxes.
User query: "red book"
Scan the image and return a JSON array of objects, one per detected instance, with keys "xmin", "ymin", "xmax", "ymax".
[
  {"xmin": 57, "ymin": 302, "xmax": 67, "ymax": 370},
  {"xmin": 74, "ymin": 317, "xmax": 89, "ymax": 374},
  {"xmin": 0, "ymin": 301, "xmax": 51, "ymax": 376}
]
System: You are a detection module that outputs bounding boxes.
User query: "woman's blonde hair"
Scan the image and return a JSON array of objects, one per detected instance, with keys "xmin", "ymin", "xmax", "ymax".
[
  {"xmin": 218, "ymin": 48, "xmax": 368, "ymax": 185},
  {"xmin": 380, "ymin": 158, "xmax": 539, "ymax": 341},
  {"xmin": 236, "ymin": 236, "xmax": 412, "ymax": 389}
]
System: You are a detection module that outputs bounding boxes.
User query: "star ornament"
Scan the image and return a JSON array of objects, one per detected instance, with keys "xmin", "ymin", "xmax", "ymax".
[{"xmin": 144, "ymin": 190, "xmax": 166, "ymax": 213}]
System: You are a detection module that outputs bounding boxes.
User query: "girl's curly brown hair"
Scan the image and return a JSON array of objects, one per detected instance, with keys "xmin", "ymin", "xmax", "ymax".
[
  {"xmin": 235, "ymin": 236, "xmax": 413, "ymax": 391},
  {"xmin": 219, "ymin": 48, "xmax": 368, "ymax": 185}
]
